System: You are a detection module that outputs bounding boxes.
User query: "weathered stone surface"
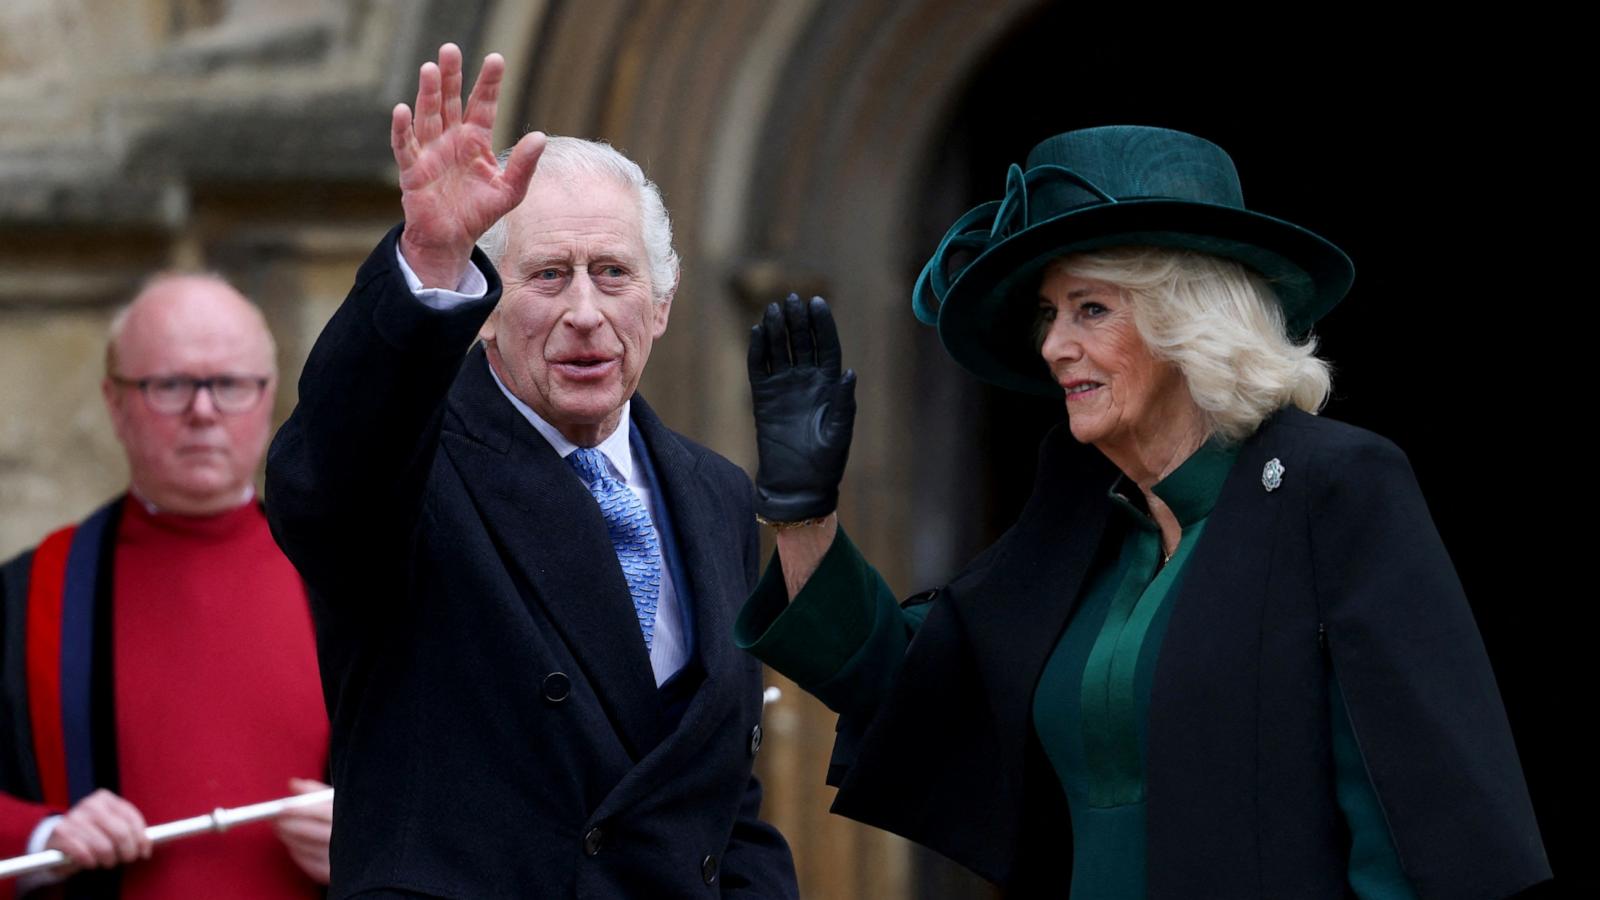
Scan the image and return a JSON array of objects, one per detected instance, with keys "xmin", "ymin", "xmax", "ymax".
[
  {"xmin": 0, "ymin": 0, "xmax": 463, "ymax": 225},
  {"xmin": 0, "ymin": 308, "xmax": 126, "ymax": 560}
]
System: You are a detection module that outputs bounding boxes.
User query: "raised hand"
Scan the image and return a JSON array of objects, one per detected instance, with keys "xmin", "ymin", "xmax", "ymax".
[
  {"xmin": 45, "ymin": 789, "xmax": 152, "ymax": 870},
  {"xmin": 747, "ymin": 295, "xmax": 857, "ymax": 522},
  {"xmin": 391, "ymin": 43, "xmax": 546, "ymax": 288}
]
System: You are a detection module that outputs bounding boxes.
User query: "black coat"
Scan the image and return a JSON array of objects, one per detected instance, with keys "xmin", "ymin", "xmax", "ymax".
[
  {"xmin": 825, "ymin": 409, "xmax": 1549, "ymax": 899},
  {"xmin": 266, "ymin": 229, "xmax": 796, "ymax": 900}
]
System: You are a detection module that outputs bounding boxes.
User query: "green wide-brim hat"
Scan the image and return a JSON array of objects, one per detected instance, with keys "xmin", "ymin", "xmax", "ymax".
[{"xmin": 912, "ymin": 125, "xmax": 1355, "ymax": 396}]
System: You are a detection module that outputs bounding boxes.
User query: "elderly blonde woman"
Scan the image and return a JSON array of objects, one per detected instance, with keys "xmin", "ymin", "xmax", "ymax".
[{"xmin": 739, "ymin": 126, "xmax": 1549, "ymax": 899}]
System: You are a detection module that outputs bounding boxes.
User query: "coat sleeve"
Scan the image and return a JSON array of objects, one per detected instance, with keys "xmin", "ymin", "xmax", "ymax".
[
  {"xmin": 264, "ymin": 225, "xmax": 499, "ymax": 605},
  {"xmin": 734, "ymin": 528, "xmax": 925, "ymax": 723},
  {"xmin": 1310, "ymin": 433, "xmax": 1550, "ymax": 899},
  {"xmin": 0, "ymin": 794, "xmax": 53, "ymax": 858},
  {"xmin": 733, "ymin": 529, "xmax": 1043, "ymax": 888}
]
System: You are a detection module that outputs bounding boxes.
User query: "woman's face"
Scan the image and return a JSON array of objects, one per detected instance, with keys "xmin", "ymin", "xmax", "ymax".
[{"xmin": 1036, "ymin": 262, "xmax": 1192, "ymax": 455}]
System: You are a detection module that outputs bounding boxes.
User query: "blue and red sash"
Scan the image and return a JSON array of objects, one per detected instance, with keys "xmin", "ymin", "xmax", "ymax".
[{"xmin": 24, "ymin": 502, "xmax": 116, "ymax": 808}]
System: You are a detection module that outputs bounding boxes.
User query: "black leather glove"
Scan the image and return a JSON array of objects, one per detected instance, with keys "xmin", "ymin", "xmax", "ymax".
[{"xmin": 747, "ymin": 294, "xmax": 857, "ymax": 522}]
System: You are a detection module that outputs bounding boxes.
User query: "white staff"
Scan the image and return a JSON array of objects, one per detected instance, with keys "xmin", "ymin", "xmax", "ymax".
[{"xmin": 0, "ymin": 788, "xmax": 333, "ymax": 880}]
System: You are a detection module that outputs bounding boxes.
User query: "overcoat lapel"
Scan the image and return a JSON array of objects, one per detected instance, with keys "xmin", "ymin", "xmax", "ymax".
[
  {"xmin": 640, "ymin": 399, "xmax": 742, "ymax": 722},
  {"xmin": 825, "ymin": 426, "xmax": 1114, "ymax": 883},
  {"xmin": 442, "ymin": 349, "xmax": 665, "ymax": 759},
  {"xmin": 1142, "ymin": 413, "xmax": 1298, "ymax": 893},
  {"xmin": 950, "ymin": 428, "xmax": 1117, "ymax": 748},
  {"xmin": 590, "ymin": 398, "xmax": 747, "ymax": 820},
  {"xmin": 629, "ymin": 397, "xmax": 738, "ymax": 693}
]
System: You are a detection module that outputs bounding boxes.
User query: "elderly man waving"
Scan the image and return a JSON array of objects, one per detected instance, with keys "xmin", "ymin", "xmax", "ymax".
[{"xmin": 265, "ymin": 45, "xmax": 797, "ymax": 899}]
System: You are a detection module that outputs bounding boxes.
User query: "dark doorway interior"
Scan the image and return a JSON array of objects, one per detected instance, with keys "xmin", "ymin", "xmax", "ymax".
[{"xmin": 909, "ymin": 7, "xmax": 1575, "ymax": 897}]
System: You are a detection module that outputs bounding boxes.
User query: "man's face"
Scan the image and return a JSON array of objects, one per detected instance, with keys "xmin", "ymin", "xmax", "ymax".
[
  {"xmin": 102, "ymin": 277, "xmax": 277, "ymax": 515},
  {"xmin": 482, "ymin": 172, "xmax": 671, "ymax": 446}
]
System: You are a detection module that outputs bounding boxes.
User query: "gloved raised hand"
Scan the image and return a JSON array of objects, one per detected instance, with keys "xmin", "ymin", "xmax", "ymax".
[{"xmin": 747, "ymin": 294, "xmax": 857, "ymax": 523}]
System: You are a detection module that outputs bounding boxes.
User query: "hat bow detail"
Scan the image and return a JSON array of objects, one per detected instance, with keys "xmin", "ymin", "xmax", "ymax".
[{"xmin": 913, "ymin": 163, "xmax": 1116, "ymax": 326}]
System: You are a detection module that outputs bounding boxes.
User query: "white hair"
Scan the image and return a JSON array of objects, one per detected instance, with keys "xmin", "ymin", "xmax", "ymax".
[
  {"xmin": 477, "ymin": 136, "xmax": 679, "ymax": 302},
  {"xmin": 1054, "ymin": 247, "xmax": 1332, "ymax": 443}
]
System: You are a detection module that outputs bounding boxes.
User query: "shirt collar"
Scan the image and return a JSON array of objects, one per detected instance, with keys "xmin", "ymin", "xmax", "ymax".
[
  {"xmin": 1107, "ymin": 438, "xmax": 1238, "ymax": 529},
  {"xmin": 486, "ymin": 356, "xmax": 633, "ymax": 482}
]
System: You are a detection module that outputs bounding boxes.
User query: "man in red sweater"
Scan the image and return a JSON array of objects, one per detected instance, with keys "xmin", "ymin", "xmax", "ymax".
[{"xmin": 0, "ymin": 274, "xmax": 332, "ymax": 898}]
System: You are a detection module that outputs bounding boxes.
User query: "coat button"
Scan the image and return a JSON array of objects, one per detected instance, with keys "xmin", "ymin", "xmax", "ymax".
[
  {"xmin": 749, "ymin": 724, "xmax": 763, "ymax": 756},
  {"xmin": 701, "ymin": 854, "xmax": 718, "ymax": 885},
  {"xmin": 543, "ymin": 672, "xmax": 571, "ymax": 704},
  {"xmin": 583, "ymin": 826, "xmax": 604, "ymax": 856}
]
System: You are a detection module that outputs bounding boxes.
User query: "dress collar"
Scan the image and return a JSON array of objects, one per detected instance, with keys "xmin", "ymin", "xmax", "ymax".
[{"xmin": 1107, "ymin": 439, "xmax": 1238, "ymax": 529}]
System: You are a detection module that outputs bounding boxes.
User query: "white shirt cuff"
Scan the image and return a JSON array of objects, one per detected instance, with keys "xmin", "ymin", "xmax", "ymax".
[
  {"xmin": 25, "ymin": 814, "xmax": 59, "ymax": 853},
  {"xmin": 19, "ymin": 814, "xmax": 66, "ymax": 890},
  {"xmin": 395, "ymin": 244, "xmax": 489, "ymax": 310}
]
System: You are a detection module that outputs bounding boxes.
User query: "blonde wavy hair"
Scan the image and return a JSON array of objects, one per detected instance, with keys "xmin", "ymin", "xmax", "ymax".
[{"xmin": 1051, "ymin": 247, "xmax": 1332, "ymax": 442}]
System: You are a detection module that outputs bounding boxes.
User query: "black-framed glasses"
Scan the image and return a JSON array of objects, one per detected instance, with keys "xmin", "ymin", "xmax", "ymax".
[{"xmin": 110, "ymin": 374, "xmax": 271, "ymax": 415}]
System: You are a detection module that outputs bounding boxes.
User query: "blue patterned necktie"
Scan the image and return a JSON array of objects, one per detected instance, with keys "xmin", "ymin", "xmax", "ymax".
[{"xmin": 567, "ymin": 447, "xmax": 663, "ymax": 650}]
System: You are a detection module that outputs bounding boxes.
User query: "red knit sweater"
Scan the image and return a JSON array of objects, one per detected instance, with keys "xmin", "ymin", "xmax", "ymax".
[{"xmin": 111, "ymin": 499, "xmax": 328, "ymax": 899}]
